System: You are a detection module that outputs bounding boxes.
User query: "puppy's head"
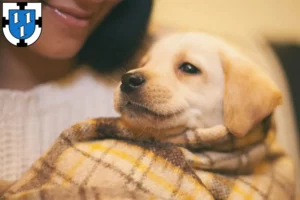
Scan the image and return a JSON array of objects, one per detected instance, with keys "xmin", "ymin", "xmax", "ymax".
[{"xmin": 114, "ymin": 33, "xmax": 282, "ymax": 138}]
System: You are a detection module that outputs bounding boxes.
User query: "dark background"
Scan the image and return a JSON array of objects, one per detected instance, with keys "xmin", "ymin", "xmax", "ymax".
[{"xmin": 272, "ymin": 44, "xmax": 300, "ymax": 136}]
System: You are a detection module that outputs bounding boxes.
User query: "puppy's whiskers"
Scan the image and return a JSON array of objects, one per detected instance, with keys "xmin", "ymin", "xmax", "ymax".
[{"xmin": 118, "ymin": 66, "xmax": 128, "ymax": 74}]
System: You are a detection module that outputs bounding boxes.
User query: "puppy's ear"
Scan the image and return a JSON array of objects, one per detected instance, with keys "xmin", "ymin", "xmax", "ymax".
[{"xmin": 220, "ymin": 50, "xmax": 282, "ymax": 137}]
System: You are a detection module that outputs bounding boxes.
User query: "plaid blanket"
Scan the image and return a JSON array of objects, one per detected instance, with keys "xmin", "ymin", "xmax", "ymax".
[{"xmin": 0, "ymin": 117, "xmax": 295, "ymax": 200}]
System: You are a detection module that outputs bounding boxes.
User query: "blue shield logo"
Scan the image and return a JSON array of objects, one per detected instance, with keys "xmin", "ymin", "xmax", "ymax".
[
  {"xmin": 2, "ymin": 2, "xmax": 42, "ymax": 47},
  {"xmin": 9, "ymin": 10, "xmax": 36, "ymax": 40}
]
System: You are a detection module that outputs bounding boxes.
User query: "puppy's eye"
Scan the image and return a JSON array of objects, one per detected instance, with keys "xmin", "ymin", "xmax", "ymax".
[{"xmin": 179, "ymin": 62, "xmax": 201, "ymax": 74}]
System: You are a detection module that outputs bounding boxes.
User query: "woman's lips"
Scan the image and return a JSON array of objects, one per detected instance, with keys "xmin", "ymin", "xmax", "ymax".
[{"xmin": 43, "ymin": 2, "xmax": 92, "ymax": 27}]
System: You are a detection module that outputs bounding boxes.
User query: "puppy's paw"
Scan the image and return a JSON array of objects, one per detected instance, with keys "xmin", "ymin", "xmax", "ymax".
[{"xmin": 95, "ymin": 118, "xmax": 131, "ymax": 139}]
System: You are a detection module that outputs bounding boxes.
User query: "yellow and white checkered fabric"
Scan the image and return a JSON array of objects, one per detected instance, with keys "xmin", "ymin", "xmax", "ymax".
[{"xmin": 1, "ymin": 117, "xmax": 295, "ymax": 200}]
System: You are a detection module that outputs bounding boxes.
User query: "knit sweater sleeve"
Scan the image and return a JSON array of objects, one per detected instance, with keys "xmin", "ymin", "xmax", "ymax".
[{"xmin": 0, "ymin": 67, "xmax": 119, "ymax": 181}]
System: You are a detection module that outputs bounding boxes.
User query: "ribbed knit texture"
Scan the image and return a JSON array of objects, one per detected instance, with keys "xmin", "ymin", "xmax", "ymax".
[{"xmin": 0, "ymin": 66, "xmax": 118, "ymax": 181}]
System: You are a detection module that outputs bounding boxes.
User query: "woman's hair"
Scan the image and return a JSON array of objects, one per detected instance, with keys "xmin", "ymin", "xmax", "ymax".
[{"xmin": 77, "ymin": 0, "xmax": 153, "ymax": 72}]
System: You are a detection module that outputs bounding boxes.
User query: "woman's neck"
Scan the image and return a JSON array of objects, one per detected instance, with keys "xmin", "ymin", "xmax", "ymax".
[{"xmin": 0, "ymin": 38, "xmax": 74, "ymax": 91}]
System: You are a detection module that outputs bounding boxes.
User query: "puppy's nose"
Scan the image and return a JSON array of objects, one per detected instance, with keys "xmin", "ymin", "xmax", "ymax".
[{"xmin": 121, "ymin": 72, "xmax": 145, "ymax": 93}]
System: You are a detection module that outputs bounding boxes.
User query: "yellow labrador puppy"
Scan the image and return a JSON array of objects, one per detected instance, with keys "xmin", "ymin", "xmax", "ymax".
[{"xmin": 114, "ymin": 32, "xmax": 281, "ymax": 139}]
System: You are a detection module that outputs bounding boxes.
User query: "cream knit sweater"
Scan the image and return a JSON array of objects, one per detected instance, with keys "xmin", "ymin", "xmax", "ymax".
[{"xmin": 0, "ymin": 66, "xmax": 119, "ymax": 181}]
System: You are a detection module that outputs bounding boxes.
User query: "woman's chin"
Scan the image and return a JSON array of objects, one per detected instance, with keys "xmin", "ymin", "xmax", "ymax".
[{"xmin": 29, "ymin": 39, "xmax": 83, "ymax": 60}]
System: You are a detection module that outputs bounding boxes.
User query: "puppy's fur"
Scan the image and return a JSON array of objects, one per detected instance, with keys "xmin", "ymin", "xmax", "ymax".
[{"xmin": 114, "ymin": 32, "xmax": 282, "ymax": 139}]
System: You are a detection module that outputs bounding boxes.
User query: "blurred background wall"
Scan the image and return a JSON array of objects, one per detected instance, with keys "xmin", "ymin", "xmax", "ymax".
[{"xmin": 152, "ymin": 0, "xmax": 300, "ymax": 42}]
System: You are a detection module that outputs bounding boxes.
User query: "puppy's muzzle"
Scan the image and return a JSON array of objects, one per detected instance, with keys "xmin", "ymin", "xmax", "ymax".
[{"xmin": 121, "ymin": 72, "xmax": 145, "ymax": 93}]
